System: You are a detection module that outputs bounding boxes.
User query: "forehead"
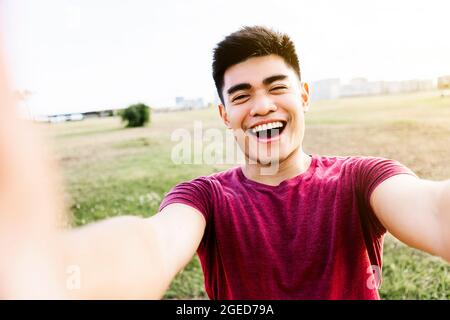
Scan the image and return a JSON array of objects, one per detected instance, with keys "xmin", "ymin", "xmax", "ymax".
[{"xmin": 223, "ymin": 54, "xmax": 297, "ymax": 91}]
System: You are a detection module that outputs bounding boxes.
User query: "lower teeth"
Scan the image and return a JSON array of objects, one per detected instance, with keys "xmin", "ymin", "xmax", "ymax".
[{"xmin": 257, "ymin": 128, "xmax": 282, "ymax": 139}]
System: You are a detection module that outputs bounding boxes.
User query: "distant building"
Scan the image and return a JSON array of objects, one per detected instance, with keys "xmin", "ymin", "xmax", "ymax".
[
  {"xmin": 175, "ymin": 96, "xmax": 205, "ymax": 110},
  {"xmin": 380, "ymin": 80, "xmax": 434, "ymax": 95},
  {"xmin": 36, "ymin": 109, "xmax": 112, "ymax": 123},
  {"xmin": 311, "ymin": 77, "xmax": 435, "ymax": 101},
  {"xmin": 67, "ymin": 113, "xmax": 84, "ymax": 121},
  {"xmin": 45, "ymin": 113, "xmax": 84, "ymax": 123},
  {"xmin": 82, "ymin": 109, "xmax": 114, "ymax": 118},
  {"xmin": 49, "ymin": 115, "xmax": 68, "ymax": 123},
  {"xmin": 340, "ymin": 78, "xmax": 373, "ymax": 97},
  {"xmin": 310, "ymin": 79, "xmax": 340, "ymax": 101}
]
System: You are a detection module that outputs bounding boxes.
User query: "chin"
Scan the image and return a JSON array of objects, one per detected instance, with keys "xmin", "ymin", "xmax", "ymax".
[
  {"xmin": 245, "ymin": 142, "xmax": 293, "ymax": 164},
  {"xmin": 246, "ymin": 150, "xmax": 285, "ymax": 167}
]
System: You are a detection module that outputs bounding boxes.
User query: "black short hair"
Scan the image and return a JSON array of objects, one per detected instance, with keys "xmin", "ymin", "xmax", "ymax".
[{"xmin": 212, "ymin": 25, "xmax": 301, "ymax": 104}]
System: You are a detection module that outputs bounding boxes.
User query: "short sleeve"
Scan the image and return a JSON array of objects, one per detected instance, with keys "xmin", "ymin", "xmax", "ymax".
[
  {"xmin": 158, "ymin": 176, "xmax": 213, "ymax": 224},
  {"xmin": 353, "ymin": 157, "xmax": 417, "ymax": 237}
]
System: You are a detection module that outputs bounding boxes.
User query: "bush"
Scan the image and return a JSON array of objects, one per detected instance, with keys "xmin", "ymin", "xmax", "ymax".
[{"xmin": 119, "ymin": 103, "xmax": 151, "ymax": 128}]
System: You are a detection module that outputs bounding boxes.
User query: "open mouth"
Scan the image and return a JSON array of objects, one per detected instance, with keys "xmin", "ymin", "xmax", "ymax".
[{"xmin": 248, "ymin": 121, "xmax": 287, "ymax": 140}]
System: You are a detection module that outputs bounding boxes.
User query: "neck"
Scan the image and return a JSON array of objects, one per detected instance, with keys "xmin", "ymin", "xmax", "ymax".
[{"xmin": 241, "ymin": 147, "xmax": 312, "ymax": 186}]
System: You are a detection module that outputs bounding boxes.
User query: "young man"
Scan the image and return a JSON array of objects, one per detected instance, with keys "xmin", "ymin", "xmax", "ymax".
[
  {"xmin": 157, "ymin": 26, "xmax": 450, "ymax": 299},
  {"xmin": 0, "ymin": 26, "xmax": 449, "ymax": 299}
]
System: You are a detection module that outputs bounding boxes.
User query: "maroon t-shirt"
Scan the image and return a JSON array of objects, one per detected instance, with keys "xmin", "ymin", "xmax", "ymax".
[{"xmin": 159, "ymin": 155, "xmax": 415, "ymax": 299}]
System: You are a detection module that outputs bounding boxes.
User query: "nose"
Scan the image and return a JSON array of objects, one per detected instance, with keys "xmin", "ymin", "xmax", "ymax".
[{"xmin": 249, "ymin": 93, "xmax": 277, "ymax": 117}]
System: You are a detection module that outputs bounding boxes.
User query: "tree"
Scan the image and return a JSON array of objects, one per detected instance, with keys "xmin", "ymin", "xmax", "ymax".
[{"xmin": 119, "ymin": 103, "xmax": 151, "ymax": 128}]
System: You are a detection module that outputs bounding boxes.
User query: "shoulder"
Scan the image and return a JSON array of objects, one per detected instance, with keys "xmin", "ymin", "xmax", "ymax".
[
  {"xmin": 196, "ymin": 166, "xmax": 241, "ymax": 193},
  {"xmin": 207, "ymin": 166, "xmax": 242, "ymax": 182},
  {"xmin": 311, "ymin": 154, "xmax": 361, "ymax": 176},
  {"xmin": 315, "ymin": 154, "xmax": 386, "ymax": 165},
  {"xmin": 343, "ymin": 155, "xmax": 415, "ymax": 177},
  {"xmin": 315, "ymin": 154, "xmax": 408, "ymax": 171},
  {"xmin": 159, "ymin": 166, "xmax": 241, "ymax": 211},
  {"xmin": 170, "ymin": 166, "xmax": 240, "ymax": 188},
  {"xmin": 311, "ymin": 154, "xmax": 415, "ymax": 186},
  {"xmin": 191, "ymin": 166, "xmax": 243, "ymax": 191}
]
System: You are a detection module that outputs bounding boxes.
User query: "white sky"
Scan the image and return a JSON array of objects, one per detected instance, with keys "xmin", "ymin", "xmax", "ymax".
[{"xmin": 1, "ymin": 0, "xmax": 450, "ymax": 115}]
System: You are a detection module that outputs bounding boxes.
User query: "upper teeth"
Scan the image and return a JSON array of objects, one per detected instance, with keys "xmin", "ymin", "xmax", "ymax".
[{"xmin": 251, "ymin": 121, "xmax": 284, "ymax": 133}]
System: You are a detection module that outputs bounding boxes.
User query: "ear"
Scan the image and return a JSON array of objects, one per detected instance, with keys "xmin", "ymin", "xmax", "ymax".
[
  {"xmin": 301, "ymin": 82, "xmax": 310, "ymax": 112},
  {"xmin": 218, "ymin": 104, "xmax": 232, "ymax": 129}
]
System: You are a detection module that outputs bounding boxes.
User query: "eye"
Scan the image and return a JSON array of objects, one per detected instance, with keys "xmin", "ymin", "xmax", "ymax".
[
  {"xmin": 270, "ymin": 85, "xmax": 288, "ymax": 92},
  {"xmin": 232, "ymin": 94, "xmax": 249, "ymax": 103}
]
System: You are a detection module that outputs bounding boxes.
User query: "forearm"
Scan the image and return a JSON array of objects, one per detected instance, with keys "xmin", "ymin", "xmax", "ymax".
[
  {"xmin": 436, "ymin": 180, "xmax": 450, "ymax": 262},
  {"xmin": 62, "ymin": 215, "xmax": 172, "ymax": 299}
]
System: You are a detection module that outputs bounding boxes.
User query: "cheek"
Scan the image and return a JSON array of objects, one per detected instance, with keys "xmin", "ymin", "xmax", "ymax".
[
  {"xmin": 279, "ymin": 98, "xmax": 304, "ymax": 130},
  {"xmin": 277, "ymin": 93, "xmax": 302, "ymax": 113},
  {"xmin": 228, "ymin": 109, "xmax": 247, "ymax": 129},
  {"xmin": 291, "ymin": 116, "xmax": 305, "ymax": 134}
]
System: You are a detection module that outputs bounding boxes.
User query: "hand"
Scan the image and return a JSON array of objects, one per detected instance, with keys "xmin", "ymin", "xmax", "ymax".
[{"xmin": 0, "ymin": 37, "xmax": 66, "ymax": 299}]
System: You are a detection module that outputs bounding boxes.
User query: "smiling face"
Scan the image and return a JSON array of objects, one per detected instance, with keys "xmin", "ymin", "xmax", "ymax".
[{"xmin": 219, "ymin": 54, "xmax": 310, "ymax": 167}]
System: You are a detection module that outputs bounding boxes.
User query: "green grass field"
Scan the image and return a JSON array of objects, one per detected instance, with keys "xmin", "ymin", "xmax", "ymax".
[{"xmin": 43, "ymin": 90, "xmax": 450, "ymax": 299}]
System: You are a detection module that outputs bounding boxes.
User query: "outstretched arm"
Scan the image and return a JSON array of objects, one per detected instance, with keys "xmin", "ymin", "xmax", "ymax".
[
  {"xmin": 371, "ymin": 174, "xmax": 450, "ymax": 262},
  {"xmin": 62, "ymin": 204, "xmax": 205, "ymax": 299},
  {"xmin": 0, "ymin": 37, "xmax": 205, "ymax": 299}
]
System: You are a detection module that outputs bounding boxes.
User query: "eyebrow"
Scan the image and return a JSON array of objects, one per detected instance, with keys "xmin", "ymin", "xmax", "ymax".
[
  {"xmin": 226, "ymin": 74, "xmax": 288, "ymax": 96},
  {"xmin": 263, "ymin": 74, "xmax": 288, "ymax": 85},
  {"xmin": 227, "ymin": 83, "xmax": 251, "ymax": 96}
]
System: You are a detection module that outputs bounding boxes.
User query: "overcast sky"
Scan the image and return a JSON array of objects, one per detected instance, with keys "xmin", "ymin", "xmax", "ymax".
[{"xmin": 2, "ymin": 0, "xmax": 450, "ymax": 115}]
